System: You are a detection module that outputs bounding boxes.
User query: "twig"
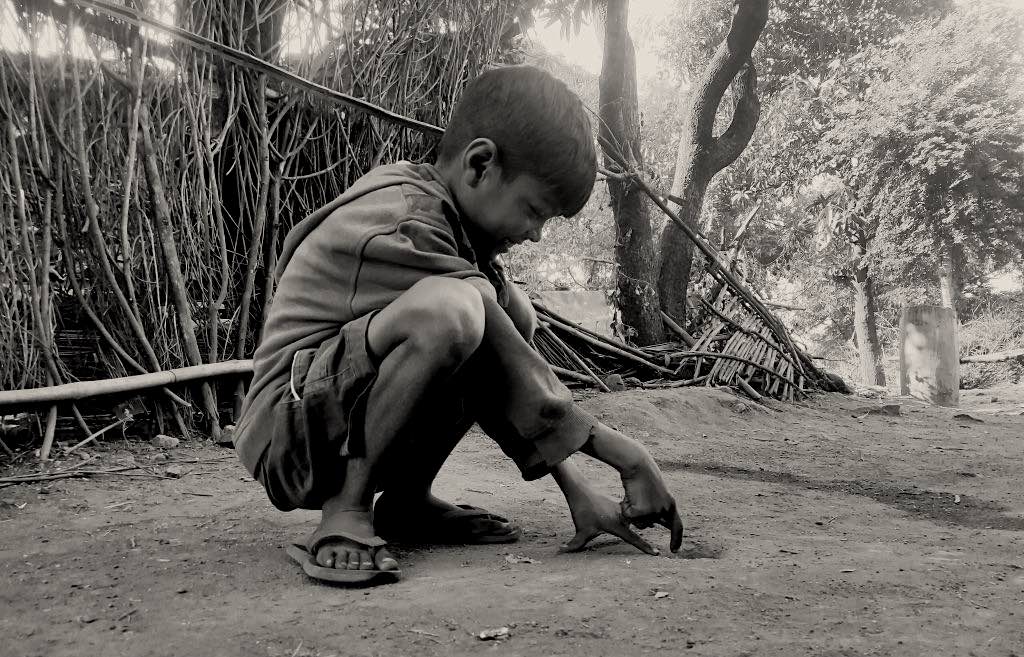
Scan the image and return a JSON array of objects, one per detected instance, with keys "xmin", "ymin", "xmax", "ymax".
[
  {"xmin": 538, "ymin": 324, "xmax": 610, "ymax": 392},
  {"xmin": 0, "ymin": 465, "xmax": 138, "ymax": 486},
  {"xmin": 538, "ymin": 313, "xmax": 674, "ymax": 376},
  {"xmin": 619, "ymin": 165, "xmax": 819, "ymax": 385},
  {"xmin": 534, "ymin": 301, "xmax": 654, "ymax": 362},
  {"xmin": 407, "ymin": 629, "xmax": 442, "ymax": 644},
  {"xmin": 64, "ymin": 417, "xmax": 128, "ymax": 454},
  {"xmin": 550, "ymin": 365, "xmax": 600, "ymax": 386},
  {"xmin": 0, "ymin": 460, "xmax": 193, "ymax": 487}
]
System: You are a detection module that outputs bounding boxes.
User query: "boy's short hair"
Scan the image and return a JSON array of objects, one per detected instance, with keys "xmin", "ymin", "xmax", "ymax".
[{"xmin": 438, "ymin": 65, "xmax": 597, "ymax": 218}]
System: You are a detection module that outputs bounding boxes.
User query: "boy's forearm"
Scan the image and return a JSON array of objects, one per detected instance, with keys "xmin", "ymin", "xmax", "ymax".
[
  {"xmin": 552, "ymin": 457, "xmax": 590, "ymax": 503},
  {"xmin": 577, "ymin": 425, "xmax": 648, "ymax": 476}
]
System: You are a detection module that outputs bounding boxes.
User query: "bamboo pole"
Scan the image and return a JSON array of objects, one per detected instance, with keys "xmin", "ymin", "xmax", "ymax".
[
  {"xmin": 0, "ymin": 360, "xmax": 253, "ymax": 411},
  {"xmin": 39, "ymin": 405, "xmax": 57, "ymax": 460},
  {"xmin": 660, "ymin": 310, "xmax": 696, "ymax": 347},
  {"xmin": 960, "ymin": 349, "xmax": 1024, "ymax": 364},
  {"xmin": 62, "ymin": 0, "xmax": 446, "ymax": 136}
]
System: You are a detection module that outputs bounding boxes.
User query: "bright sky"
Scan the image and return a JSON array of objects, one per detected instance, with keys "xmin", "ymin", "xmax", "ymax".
[
  {"xmin": 529, "ymin": 1, "xmax": 676, "ymax": 81},
  {"xmin": 3, "ymin": 0, "xmax": 1021, "ymax": 72},
  {"xmin": 530, "ymin": 0, "xmax": 1024, "ymax": 82}
]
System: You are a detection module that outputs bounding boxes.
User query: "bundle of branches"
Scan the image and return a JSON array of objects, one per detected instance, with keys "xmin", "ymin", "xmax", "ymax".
[
  {"xmin": 531, "ymin": 164, "xmax": 842, "ymax": 402},
  {"xmin": 1, "ymin": 0, "xmax": 525, "ymax": 452},
  {"xmin": 533, "ymin": 283, "xmax": 836, "ymax": 402},
  {"xmin": 532, "ymin": 139, "xmax": 844, "ymax": 402}
]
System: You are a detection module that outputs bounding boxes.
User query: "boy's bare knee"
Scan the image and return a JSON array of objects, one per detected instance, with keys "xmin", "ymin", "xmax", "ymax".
[{"xmin": 406, "ymin": 278, "xmax": 485, "ymax": 363}]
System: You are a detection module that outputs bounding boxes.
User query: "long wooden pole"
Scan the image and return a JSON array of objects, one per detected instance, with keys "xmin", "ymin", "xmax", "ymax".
[
  {"xmin": 960, "ymin": 349, "xmax": 1024, "ymax": 364},
  {"xmin": 0, "ymin": 361, "xmax": 253, "ymax": 411},
  {"xmin": 61, "ymin": 0, "xmax": 445, "ymax": 137}
]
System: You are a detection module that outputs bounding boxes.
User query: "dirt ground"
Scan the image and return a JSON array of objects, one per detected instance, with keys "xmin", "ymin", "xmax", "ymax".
[{"xmin": 2, "ymin": 385, "xmax": 1023, "ymax": 657}]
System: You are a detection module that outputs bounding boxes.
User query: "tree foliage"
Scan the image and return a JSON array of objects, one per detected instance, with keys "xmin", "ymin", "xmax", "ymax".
[
  {"xmin": 662, "ymin": 0, "xmax": 951, "ymax": 92},
  {"xmin": 820, "ymin": 4, "xmax": 1024, "ymax": 300}
]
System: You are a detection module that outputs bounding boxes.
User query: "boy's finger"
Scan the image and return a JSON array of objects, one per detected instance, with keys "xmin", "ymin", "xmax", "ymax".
[
  {"xmin": 667, "ymin": 507, "xmax": 684, "ymax": 552},
  {"xmin": 561, "ymin": 528, "xmax": 597, "ymax": 553},
  {"xmin": 610, "ymin": 523, "xmax": 659, "ymax": 556}
]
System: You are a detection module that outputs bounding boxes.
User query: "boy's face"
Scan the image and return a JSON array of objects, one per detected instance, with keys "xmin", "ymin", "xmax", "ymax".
[{"xmin": 449, "ymin": 139, "xmax": 558, "ymax": 255}]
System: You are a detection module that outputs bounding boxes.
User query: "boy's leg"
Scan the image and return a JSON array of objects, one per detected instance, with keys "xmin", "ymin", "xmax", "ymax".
[
  {"xmin": 372, "ymin": 284, "xmax": 537, "ymax": 539},
  {"xmin": 312, "ymin": 277, "xmax": 485, "ymax": 571}
]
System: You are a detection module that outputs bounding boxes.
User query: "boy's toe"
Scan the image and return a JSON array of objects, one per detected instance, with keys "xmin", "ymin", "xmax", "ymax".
[
  {"xmin": 346, "ymin": 551, "xmax": 362, "ymax": 570},
  {"xmin": 315, "ymin": 545, "xmax": 335, "ymax": 567},
  {"xmin": 375, "ymin": 548, "xmax": 399, "ymax": 572}
]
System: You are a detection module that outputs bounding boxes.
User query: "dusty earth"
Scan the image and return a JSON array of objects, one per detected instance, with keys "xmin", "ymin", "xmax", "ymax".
[{"xmin": 2, "ymin": 385, "xmax": 1023, "ymax": 657}]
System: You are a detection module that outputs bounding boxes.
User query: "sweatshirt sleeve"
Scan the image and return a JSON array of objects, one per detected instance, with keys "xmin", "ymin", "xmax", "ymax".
[{"xmin": 349, "ymin": 201, "xmax": 487, "ymax": 317}]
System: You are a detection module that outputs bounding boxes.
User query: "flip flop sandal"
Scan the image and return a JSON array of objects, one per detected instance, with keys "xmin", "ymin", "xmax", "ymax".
[
  {"xmin": 287, "ymin": 529, "xmax": 400, "ymax": 585},
  {"xmin": 376, "ymin": 503, "xmax": 522, "ymax": 545}
]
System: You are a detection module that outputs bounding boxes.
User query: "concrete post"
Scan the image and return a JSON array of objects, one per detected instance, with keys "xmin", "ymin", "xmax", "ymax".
[{"xmin": 899, "ymin": 305, "xmax": 960, "ymax": 406}]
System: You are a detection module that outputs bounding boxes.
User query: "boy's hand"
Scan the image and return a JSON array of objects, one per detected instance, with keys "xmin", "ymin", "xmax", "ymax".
[
  {"xmin": 620, "ymin": 458, "xmax": 684, "ymax": 552},
  {"xmin": 562, "ymin": 485, "xmax": 659, "ymax": 556},
  {"xmin": 577, "ymin": 423, "xmax": 685, "ymax": 553}
]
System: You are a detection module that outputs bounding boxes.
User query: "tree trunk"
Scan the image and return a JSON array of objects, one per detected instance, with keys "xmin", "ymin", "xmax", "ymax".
[
  {"xmin": 938, "ymin": 245, "xmax": 962, "ymax": 315},
  {"xmin": 658, "ymin": 0, "xmax": 768, "ymax": 320},
  {"xmin": 851, "ymin": 245, "xmax": 886, "ymax": 386},
  {"xmin": 599, "ymin": 0, "xmax": 664, "ymax": 345}
]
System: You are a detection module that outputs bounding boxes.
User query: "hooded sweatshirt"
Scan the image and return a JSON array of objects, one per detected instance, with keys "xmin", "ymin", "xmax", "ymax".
[{"xmin": 234, "ymin": 162, "xmax": 487, "ymax": 475}]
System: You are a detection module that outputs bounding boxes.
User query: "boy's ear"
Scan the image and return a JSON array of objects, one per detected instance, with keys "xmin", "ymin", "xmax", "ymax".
[{"xmin": 462, "ymin": 138, "xmax": 499, "ymax": 187}]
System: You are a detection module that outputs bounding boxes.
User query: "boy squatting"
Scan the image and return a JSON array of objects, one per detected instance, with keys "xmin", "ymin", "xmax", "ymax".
[{"xmin": 233, "ymin": 65, "xmax": 684, "ymax": 584}]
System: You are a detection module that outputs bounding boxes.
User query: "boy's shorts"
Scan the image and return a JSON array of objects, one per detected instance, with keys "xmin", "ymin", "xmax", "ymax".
[
  {"xmin": 254, "ymin": 306, "xmax": 597, "ymax": 512},
  {"xmin": 255, "ymin": 312, "xmax": 378, "ymax": 511}
]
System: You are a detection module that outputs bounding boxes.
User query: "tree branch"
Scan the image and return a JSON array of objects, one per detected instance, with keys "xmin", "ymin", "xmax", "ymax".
[
  {"xmin": 709, "ymin": 60, "xmax": 761, "ymax": 174},
  {"xmin": 689, "ymin": 0, "xmax": 769, "ymax": 147}
]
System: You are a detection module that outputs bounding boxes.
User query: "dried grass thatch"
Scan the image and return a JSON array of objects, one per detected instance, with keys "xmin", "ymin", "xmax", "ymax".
[{"xmin": 1, "ymin": 0, "xmax": 524, "ymax": 452}]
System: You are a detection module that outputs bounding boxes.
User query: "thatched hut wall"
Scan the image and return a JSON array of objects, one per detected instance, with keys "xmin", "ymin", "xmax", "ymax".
[{"xmin": 0, "ymin": 0, "xmax": 526, "ymax": 442}]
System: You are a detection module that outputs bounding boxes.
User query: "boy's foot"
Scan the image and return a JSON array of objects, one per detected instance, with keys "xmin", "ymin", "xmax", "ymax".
[
  {"xmin": 307, "ymin": 508, "xmax": 400, "ymax": 572},
  {"xmin": 374, "ymin": 493, "xmax": 521, "ymax": 544}
]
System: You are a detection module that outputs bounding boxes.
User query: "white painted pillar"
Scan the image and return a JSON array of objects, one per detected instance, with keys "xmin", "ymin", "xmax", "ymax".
[{"xmin": 899, "ymin": 305, "xmax": 960, "ymax": 407}]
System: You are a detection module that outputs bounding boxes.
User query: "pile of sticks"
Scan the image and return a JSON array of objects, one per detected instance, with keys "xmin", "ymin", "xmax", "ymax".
[
  {"xmin": 533, "ymin": 144, "xmax": 841, "ymax": 402},
  {"xmin": 532, "ymin": 270, "xmax": 837, "ymax": 401}
]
